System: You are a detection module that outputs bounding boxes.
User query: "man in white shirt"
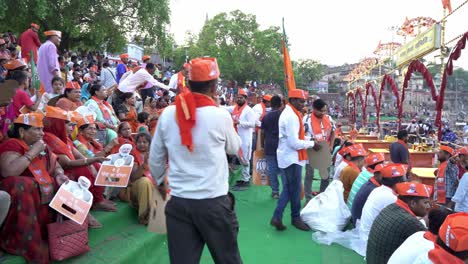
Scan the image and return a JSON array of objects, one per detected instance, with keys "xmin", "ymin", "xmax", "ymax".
[
  {"xmin": 100, "ymin": 62, "xmax": 117, "ymax": 89},
  {"xmin": 413, "ymin": 213, "xmax": 468, "ymax": 264},
  {"xmin": 149, "ymin": 57, "xmax": 242, "ymax": 264},
  {"xmin": 271, "ymin": 89, "xmax": 319, "ymax": 232},
  {"xmin": 168, "ymin": 64, "xmax": 189, "ymax": 94},
  {"xmin": 388, "ymin": 208, "xmax": 451, "ymax": 264},
  {"xmin": 118, "ymin": 63, "xmax": 169, "ymax": 93},
  {"xmin": 358, "ymin": 164, "xmax": 407, "ymax": 242},
  {"xmin": 406, "ymin": 119, "xmax": 419, "ymax": 134},
  {"xmin": 333, "ymin": 144, "xmax": 353, "ymax": 180},
  {"xmin": 252, "ymin": 94, "xmax": 272, "ymax": 128},
  {"xmin": 229, "ymin": 89, "xmax": 257, "ymax": 191}
]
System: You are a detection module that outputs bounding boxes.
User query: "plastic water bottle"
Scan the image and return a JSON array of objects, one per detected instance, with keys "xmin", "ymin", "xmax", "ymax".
[{"xmin": 73, "ymin": 140, "xmax": 95, "ymax": 158}]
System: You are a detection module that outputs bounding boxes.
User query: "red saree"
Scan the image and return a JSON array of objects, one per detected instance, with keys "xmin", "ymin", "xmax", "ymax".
[{"xmin": 0, "ymin": 139, "xmax": 58, "ymax": 263}]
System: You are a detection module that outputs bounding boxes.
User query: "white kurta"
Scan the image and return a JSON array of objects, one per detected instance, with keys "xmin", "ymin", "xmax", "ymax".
[
  {"xmin": 388, "ymin": 231, "xmax": 434, "ymax": 264},
  {"xmin": 333, "ymin": 160, "xmax": 348, "ymax": 180},
  {"xmin": 227, "ymin": 105, "xmax": 256, "ymax": 160},
  {"xmin": 252, "ymin": 103, "xmax": 264, "ymax": 127},
  {"xmin": 359, "ymin": 185, "xmax": 397, "ymax": 241},
  {"xmin": 149, "ymin": 105, "xmax": 242, "ymax": 199},
  {"xmin": 276, "ymin": 105, "xmax": 315, "ymax": 169}
]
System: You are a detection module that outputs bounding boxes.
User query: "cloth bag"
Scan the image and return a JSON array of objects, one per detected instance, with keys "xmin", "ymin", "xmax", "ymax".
[
  {"xmin": 47, "ymin": 215, "xmax": 90, "ymax": 261},
  {"xmin": 147, "ymin": 187, "xmax": 170, "ymax": 234},
  {"xmin": 300, "ymin": 180, "xmax": 351, "ymax": 233},
  {"xmin": 252, "ymin": 149, "xmax": 270, "ymax": 186}
]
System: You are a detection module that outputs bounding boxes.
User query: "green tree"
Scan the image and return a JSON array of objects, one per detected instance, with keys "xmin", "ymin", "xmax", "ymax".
[
  {"xmin": 173, "ymin": 10, "xmax": 283, "ymax": 85},
  {"xmin": 0, "ymin": 0, "xmax": 170, "ymax": 52},
  {"xmin": 293, "ymin": 59, "xmax": 324, "ymax": 88}
]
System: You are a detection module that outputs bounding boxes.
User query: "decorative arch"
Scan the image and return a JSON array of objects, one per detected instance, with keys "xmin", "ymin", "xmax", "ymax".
[
  {"xmin": 354, "ymin": 87, "xmax": 365, "ymax": 125},
  {"xmin": 364, "ymin": 82, "xmax": 378, "ymax": 127},
  {"xmin": 376, "ymin": 74, "xmax": 400, "ymax": 129},
  {"xmin": 346, "ymin": 91, "xmax": 355, "ymax": 123},
  {"xmin": 398, "ymin": 60, "xmax": 438, "ymax": 128},
  {"xmin": 437, "ymin": 31, "xmax": 468, "ymax": 139}
]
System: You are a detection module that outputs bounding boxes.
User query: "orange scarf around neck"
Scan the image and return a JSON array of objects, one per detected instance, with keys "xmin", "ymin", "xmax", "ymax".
[
  {"xmin": 232, "ymin": 103, "xmax": 247, "ymax": 132},
  {"xmin": 175, "ymin": 92, "xmax": 217, "ymax": 152},
  {"xmin": 288, "ymin": 104, "xmax": 308, "ymax": 161}
]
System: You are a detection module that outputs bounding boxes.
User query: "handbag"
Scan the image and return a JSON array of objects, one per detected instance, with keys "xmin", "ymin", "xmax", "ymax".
[{"xmin": 47, "ymin": 215, "xmax": 90, "ymax": 261}]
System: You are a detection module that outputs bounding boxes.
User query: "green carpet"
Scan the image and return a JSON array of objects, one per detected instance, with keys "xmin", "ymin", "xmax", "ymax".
[{"xmin": 2, "ymin": 168, "xmax": 365, "ymax": 264}]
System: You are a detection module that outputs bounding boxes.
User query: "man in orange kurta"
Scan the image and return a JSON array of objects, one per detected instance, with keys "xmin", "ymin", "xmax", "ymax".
[{"xmin": 340, "ymin": 144, "xmax": 367, "ymax": 202}]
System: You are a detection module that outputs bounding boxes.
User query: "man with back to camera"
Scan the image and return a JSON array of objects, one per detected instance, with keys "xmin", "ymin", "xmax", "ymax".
[{"xmin": 149, "ymin": 57, "xmax": 242, "ymax": 264}]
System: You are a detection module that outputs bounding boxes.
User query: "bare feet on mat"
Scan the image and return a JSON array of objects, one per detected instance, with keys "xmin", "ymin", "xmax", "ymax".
[
  {"xmin": 92, "ymin": 201, "xmax": 117, "ymax": 212},
  {"xmin": 88, "ymin": 214, "xmax": 103, "ymax": 229}
]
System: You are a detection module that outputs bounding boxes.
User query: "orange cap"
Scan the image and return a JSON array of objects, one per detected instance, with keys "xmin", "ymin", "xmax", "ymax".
[
  {"xmin": 456, "ymin": 147, "xmax": 468, "ymax": 156},
  {"xmin": 365, "ymin": 153, "xmax": 385, "ymax": 167},
  {"xmin": 238, "ymin": 89, "xmax": 247, "ymax": 97},
  {"xmin": 3, "ymin": 59, "xmax": 27, "ymax": 71},
  {"xmin": 65, "ymin": 81, "xmax": 80, "ymax": 89},
  {"xmin": 14, "ymin": 113, "xmax": 44, "ymax": 128},
  {"xmin": 440, "ymin": 145, "xmax": 455, "ymax": 156},
  {"xmin": 438, "ymin": 212, "xmax": 468, "ymax": 252},
  {"xmin": 263, "ymin": 94, "xmax": 272, "ymax": 101},
  {"xmin": 348, "ymin": 144, "xmax": 367, "ymax": 158},
  {"xmin": 45, "ymin": 106, "xmax": 72, "ymax": 121},
  {"xmin": 380, "ymin": 163, "xmax": 408, "ymax": 178},
  {"xmin": 31, "ymin": 23, "xmax": 40, "ymax": 30},
  {"xmin": 77, "ymin": 115, "xmax": 95, "ymax": 129},
  {"xmin": 120, "ymin": 53, "xmax": 129, "ymax": 59},
  {"xmin": 288, "ymin": 89, "xmax": 307, "ymax": 99},
  {"xmin": 188, "ymin": 57, "xmax": 220, "ymax": 82},
  {"xmin": 142, "ymin": 55, "xmax": 151, "ymax": 61},
  {"xmin": 69, "ymin": 111, "xmax": 82, "ymax": 124},
  {"xmin": 373, "ymin": 163, "xmax": 386, "ymax": 173},
  {"xmin": 44, "ymin": 30, "xmax": 62, "ymax": 38},
  {"xmin": 89, "ymin": 65, "xmax": 98, "ymax": 72},
  {"xmin": 340, "ymin": 145, "xmax": 354, "ymax": 157},
  {"xmin": 395, "ymin": 182, "xmax": 433, "ymax": 198}
]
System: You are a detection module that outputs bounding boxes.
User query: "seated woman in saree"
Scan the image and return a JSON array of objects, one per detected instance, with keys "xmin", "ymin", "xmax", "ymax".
[
  {"xmin": 55, "ymin": 81, "xmax": 83, "ymax": 111},
  {"xmin": 84, "ymin": 84, "xmax": 119, "ymax": 145},
  {"xmin": 42, "ymin": 106, "xmax": 116, "ymax": 213},
  {"xmin": 143, "ymin": 97, "xmax": 167, "ymax": 135},
  {"xmin": 110, "ymin": 121, "xmax": 136, "ymax": 154},
  {"xmin": 116, "ymin": 92, "xmax": 139, "ymax": 132},
  {"xmin": 0, "ymin": 113, "xmax": 68, "ymax": 264},
  {"xmin": 76, "ymin": 114, "xmax": 119, "ymax": 159},
  {"xmin": 120, "ymin": 132, "xmax": 155, "ymax": 225}
]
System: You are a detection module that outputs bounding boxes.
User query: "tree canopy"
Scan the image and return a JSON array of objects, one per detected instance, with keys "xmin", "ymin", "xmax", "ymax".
[
  {"xmin": 293, "ymin": 59, "xmax": 325, "ymax": 88},
  {"xmin": 0, "ymin": 0, "xmax": 170, "ymax": 52},
  {"xmin": 173, "ymin": 10, "xmax": 284, "ymax": 85}
]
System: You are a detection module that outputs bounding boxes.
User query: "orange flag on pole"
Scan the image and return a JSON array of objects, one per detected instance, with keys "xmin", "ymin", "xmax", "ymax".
[
  {"xmin": 282, "ymin": 19, "xmax": 296, "ymax": 91},
  {"xmin": 442, "ymin": 0, "xmax": 452, "ymax": 13}
]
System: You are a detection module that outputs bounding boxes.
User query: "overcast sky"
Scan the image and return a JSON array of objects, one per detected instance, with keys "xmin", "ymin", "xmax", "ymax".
[{"xmin": 169, "ymin": 0, "xmax": 467, "ymax": 68}]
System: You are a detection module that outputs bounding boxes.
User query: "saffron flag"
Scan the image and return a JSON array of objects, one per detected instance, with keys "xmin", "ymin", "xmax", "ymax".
[
  {"xmin": 282, "ymin": 19, "xmax": 296, "ymax": 91},
  {"xmin": 30, "ymin": 51, "xmax": 41, "ymax": 90},
  {"xmin": 442, "ymin": 0, "xmax": 452, "ymax": 13}
]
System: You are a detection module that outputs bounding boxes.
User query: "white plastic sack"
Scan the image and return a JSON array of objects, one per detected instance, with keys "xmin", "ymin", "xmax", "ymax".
[
  {"xmin": 300, "ymin": 180, "xmax": 351, "ymax": 233},
  {"xmin": 312, "ymin": 225, "xmax": 367, "ymax": 257}
]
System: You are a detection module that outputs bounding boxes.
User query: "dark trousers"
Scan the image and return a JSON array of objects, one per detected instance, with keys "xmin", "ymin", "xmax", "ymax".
[
  {"xmin": 273, "ymin": 164, "xmax": 302, "ymax": 221},
  {"xmin": 140, "ymin": 87, "xmax": 154, "ymax": 103},
  {"xmin": 166, "ymin": 195, "xmax": 242, "ymax": 264}
]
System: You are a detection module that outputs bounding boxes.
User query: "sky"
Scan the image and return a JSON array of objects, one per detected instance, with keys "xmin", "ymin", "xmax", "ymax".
[{"xmin": 169, "ymin": 0, "xmax": 467, "ymax": 68}]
